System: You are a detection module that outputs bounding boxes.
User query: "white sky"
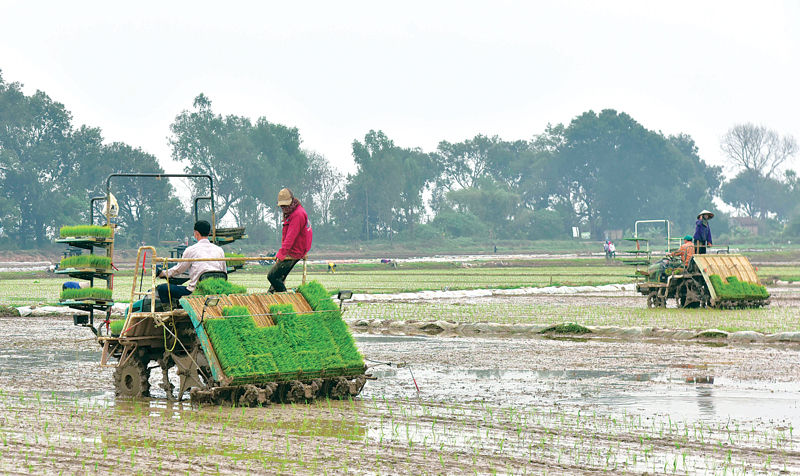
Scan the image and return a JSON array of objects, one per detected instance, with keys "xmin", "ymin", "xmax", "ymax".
[{"xmin": 1, "ymin": 1, "xmax": 799, "ymax": 179}]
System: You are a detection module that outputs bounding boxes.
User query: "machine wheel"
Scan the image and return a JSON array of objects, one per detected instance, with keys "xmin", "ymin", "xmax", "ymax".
[
  {"xmin": 677, "ymin": 280, "xmax": 702, "ymax": 309},
  {"xmin": 647, "ymin": 291, "xmax": 666, "ymax": 308},
  {"xmin": 646, "ymin": 292, "xmax": 661, "ymax": 308},
  {"xmin": 113, "ymin": 357, "xmax": 151, "ymax": 397}
]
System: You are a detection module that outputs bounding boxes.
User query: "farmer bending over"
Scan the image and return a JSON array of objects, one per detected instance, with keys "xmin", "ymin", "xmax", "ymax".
[
  {"xmin": 156, "ymin": 220, "xmax": 225, "ymax": 303},
  {"xmin": 268, "ymin": 188, "xmax": 313, "ymax": 293}
]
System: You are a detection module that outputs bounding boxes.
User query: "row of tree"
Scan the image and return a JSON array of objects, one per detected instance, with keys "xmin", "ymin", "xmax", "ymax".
[{"xmin": 1, "ymin": 70, "xmax": 798, "ymax": 249}]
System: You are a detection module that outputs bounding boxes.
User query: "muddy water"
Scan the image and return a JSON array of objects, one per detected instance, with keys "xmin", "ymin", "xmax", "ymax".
[
  {"xmin": 1, "ymin": 316, "xmax": 799, "ymax": 475},
  {"xmin": 357, "ymin": 334, "xmax": 800, "ymax": 428}
]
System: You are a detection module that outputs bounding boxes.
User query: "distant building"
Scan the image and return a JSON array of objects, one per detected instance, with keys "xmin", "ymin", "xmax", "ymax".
[
  {"xmin": 604, "ymin": 229, "xmax": 623, "ymax": 240},
  {"xmin": 729, "ymin": 217, "xmax": 759, "ymax": 236}
]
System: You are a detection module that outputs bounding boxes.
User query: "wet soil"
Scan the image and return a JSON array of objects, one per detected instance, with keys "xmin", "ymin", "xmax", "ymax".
[
  {"xmin": 0, "ymin": 314, "xmax": 799, "ymax": 474},
  {"xmin": 373, "ymin": 285, "xmax": 800, "ymax": 308}
]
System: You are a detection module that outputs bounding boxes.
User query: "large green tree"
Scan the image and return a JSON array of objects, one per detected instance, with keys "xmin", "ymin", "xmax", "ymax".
[
  {"xmin": 250, "ymin": 117, "xmax": 308, "ymax": 243},
  {"xmin": 169, "ymin": 94, "xmax": 309, "ymax": 245},
  {"xmin": 336, "ymin": 131, "xmax": 437, "ymax": 242},
  {"xmin": 548, "ymin": 110, "xmax": 720, "ymax": 238},
  {"xmin": 168, "ymin": 94, "xmax": 255, "ymax": 225},
  {"xmin": 446, "ymin": 177, "xmax": 520, "ymax": 240},
  {"xmin": 0, "ymin": 73, "xmax": 77, "ymax": 246}
]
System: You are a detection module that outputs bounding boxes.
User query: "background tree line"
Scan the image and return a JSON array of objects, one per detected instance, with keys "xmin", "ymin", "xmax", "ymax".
[{"xmin": 1, "ymin": 70, "xmax": 799, "ymax": 249}]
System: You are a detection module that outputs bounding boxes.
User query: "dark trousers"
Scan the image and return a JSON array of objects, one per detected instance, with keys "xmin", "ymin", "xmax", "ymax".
[
  {"xmin": 268, "ymin": 259, "xmax": 299, "ymax": 293},
  {"xmin": 694, "ymin": 240, "xmax": 707, "ymax": 255},
  {"xmin": 156, "ymin": 283, "xmax": 192, "ymax": 303}
]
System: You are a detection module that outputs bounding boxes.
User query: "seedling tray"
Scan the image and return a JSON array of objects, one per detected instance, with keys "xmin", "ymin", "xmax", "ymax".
[
  {"xmin": 55, "ymin": 268, "xmax": 113, "ymax": 280},
  {"xmin": 55, "ymin": 237, "xmax": 113, "ymax": 250},
  {"xmin": 212, "ymin": 235, "xmax": 248, "ymax": 246},
  {"xmin": 57, "ymin": 300, "xmax": 113, "ymax": 311},
  {"xmin": 181, "ymin": 282, "xmax": 364, "ymax": 386}
]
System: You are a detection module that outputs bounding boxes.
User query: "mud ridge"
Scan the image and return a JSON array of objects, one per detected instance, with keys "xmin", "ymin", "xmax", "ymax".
[{"xmin": 347, "ymin": 317, "xmax": 800, "ymax": 343}]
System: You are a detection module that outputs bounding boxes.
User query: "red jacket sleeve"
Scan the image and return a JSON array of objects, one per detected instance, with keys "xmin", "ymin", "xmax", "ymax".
[{"xmin": 277, "ymin": 214, "xmax": 303, "ymax": 261}]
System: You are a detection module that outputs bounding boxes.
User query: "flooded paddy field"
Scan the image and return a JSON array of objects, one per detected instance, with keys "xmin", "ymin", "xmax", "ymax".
[{"xmin": 0, "ymin": 313, "xmax": 799, "ymax": 475}]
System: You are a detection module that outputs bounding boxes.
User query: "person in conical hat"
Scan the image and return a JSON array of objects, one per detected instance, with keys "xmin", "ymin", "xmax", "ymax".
[{"xmin": 693, "ymin": 210, "xmax": 714, "ymax": 255}]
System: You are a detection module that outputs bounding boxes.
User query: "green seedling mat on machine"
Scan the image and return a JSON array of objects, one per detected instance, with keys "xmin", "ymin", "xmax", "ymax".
[
  {"xmin": 181, "ymin": 281, "xmax": 365, "ymax": 386},
  {"xmin": 59, "ymin": 225, "xmax": 113, "ymax": 239}
]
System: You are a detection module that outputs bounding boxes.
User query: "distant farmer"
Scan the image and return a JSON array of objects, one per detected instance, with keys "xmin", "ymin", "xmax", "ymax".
[
  {"xmin": 156, "ymin": 220, "xmax": 225, "ymax": 304},
  {"xmin": 671, "ymin": 235, "xmax": 695, "ymax": 266},
  {"xmin": 693, "ymin": 210, "xmax": 714, "ymax": 255},
  {"xmin": 62, "ymin": 281, "xmax": 88, "ymax": 291},
  {"xmin": 268, "ymin": 188, "xmax": 313, "ymax": 293},
  {"xmin": 607, "ymin": 241, "xmax": 616, "ymax": 259},
  {"xmin": 327, "ymin": 262, "xmax": 337, "ymax": 273}
]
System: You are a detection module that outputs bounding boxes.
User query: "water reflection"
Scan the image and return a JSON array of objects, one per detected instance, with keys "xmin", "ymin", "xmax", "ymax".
[{"xmin": 696, "ymin": 386, "xmax": 715, "ymax": 415}]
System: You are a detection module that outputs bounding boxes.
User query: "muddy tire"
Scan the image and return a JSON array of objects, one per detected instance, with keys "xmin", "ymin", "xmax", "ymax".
[
  {"xmin": 328, "ymin": 376, "xmax": 367, "ymax": 400},
  {"xmin": 647, "ymin": 292, "xmax": 666, "ymax": 308},
  {"xmin": 677, "ymin": 279, "xmax": 702, "ymax": 309},
  {"xmin": 113, "ymin": 357, "xmax": 151, "ymax": 397}
]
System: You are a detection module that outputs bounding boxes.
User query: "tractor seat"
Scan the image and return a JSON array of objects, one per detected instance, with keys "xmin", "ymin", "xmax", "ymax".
[{"xmin": 198, "ymin": 271, "xmax": 228, "ymax": 282}]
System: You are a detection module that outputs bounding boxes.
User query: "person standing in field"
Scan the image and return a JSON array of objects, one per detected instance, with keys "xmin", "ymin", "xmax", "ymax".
[
  {"xmin": 268, "ymin": 188, "xmax": 313, "ymax": 293},
  {"xmin": 693, "ymin": 210, "xmax": 714, "ymax": 254}
]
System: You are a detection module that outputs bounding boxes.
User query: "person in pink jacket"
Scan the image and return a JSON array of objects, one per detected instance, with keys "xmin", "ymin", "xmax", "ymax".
[{"xmin": 268, "ymin": 188, "xmax": 313, "ymax": 293}]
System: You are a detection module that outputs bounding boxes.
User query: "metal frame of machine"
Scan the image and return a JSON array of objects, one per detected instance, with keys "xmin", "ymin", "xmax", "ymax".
[
  {"xmin": 62, "ymin": 173, "xmax": 366, "ymax": 405},
  {"xmin": 635, "ymin": 254, "xmax": 770, "ymax": 309}
]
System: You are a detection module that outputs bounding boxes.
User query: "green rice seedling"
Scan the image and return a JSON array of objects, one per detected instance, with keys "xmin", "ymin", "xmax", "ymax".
[
  {"xmin": 205, "ymin": 311, "xmax": 255, "ymax": 378},
  {"xmin": 59, "ymin": 225, "xmax": 113, "ymax": 238},
  {"xmin": 298, "ymin": 281, "xmax": 364, "ymax": 368},
  {"xmin": 193, "ymin": 278, "xmax": 247, "ymax": 296},
  {"xmin": 224, "ymin": 253, "xmax": 246, "ymax": 267},
  {"xmin": 59, "ymin": 255, "xmax": 112, "ymax": 269},
  {"xmin": 199, "ymin": 281, "xmax": 363, "ymax": 382},
  {"xmin": 709, "ymin": 275, "xmax": 769, "ymax": 300},
  {"xmin": 59, "ymin": 287, "xmax": 113, "ymax": 301},
  {"xmin": 109, "ymin": 320, "xmax": 125, "ymax": 335}
]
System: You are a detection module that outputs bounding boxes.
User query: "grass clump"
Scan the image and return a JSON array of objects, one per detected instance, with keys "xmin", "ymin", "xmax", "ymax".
[
  {"xmin": 60, "ymin": 287, "xmax": 113, "ymax": 301},
  {"xmin": 59, "ymin": 255, "xmax": 112, "ymax": 269},
  {"xmin": 696, "ymin": 330, "xmax": 728, "ymax": 338},
  {"xmin": 540, "ymin": 323, "xmax": 593, "ymax": 335},
  {"xmin": 709, "ymin": 275, "xmax": 769, "ymax": 300},
  {"xmin": 59, "ymin": 225, "xmax": 112, "ymax": 238},
  {"xmin": 202, "ymin": 281, "xmax": 364, "ymax": 382},
  {"xmin": 193, "ymin": 278, "xmax": 246, "ymax": 296},
  {"xmin": 225, "ymin": 253, "xmax": 245, "ymax": 267}
]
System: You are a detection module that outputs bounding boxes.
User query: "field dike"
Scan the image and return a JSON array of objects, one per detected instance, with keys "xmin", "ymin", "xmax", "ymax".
[
  {"xmin": 346, "ymin": 318, "xmax": 800, "ymax": 343},
  {"xmin": 12, "ymin": 283, "xmax": 634, "ymax": 317},
  {"xmin": 350, "ymin": 283, "xmax": 636, "ymax": 301}
]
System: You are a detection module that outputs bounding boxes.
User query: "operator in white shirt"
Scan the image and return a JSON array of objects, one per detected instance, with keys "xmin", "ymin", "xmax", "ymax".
[{"xmin": 156, "ymin": 220, "xmax": 226, "ymax": 304}]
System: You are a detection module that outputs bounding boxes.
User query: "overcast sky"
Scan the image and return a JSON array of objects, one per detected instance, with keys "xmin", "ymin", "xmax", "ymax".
[{"xmin": 2, "ymin": 1, "xmax": 799, "ymax": 179}]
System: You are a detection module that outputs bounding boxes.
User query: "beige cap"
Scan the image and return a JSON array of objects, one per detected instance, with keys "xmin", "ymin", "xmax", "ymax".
[
  {"xmin": 697, "ymin": 209, "xmax": 714, "ymax": 219},
  {"xmin": 277, "ymin": 188, "xmax": 293, "ymax": 206}
]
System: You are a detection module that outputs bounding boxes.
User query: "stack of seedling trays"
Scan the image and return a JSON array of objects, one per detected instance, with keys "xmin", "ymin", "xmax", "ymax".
[
  {"xmin": 211, "ymin": 227, "xmax": 248, "ymax": 246},
  {"xmin": 708, "ymin": 274, "xmax": 770, "ymax": 308},
  {"xmin": 180, "ymin": 281, "xmax": 367, "ymax": 405},
  {"xmin": 224, "ymin": 252, "xmax": 246, "ymax": 271},
  {"xmin": 55, "ymin": 225, "xmax": 115, "ymax": 330}
]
